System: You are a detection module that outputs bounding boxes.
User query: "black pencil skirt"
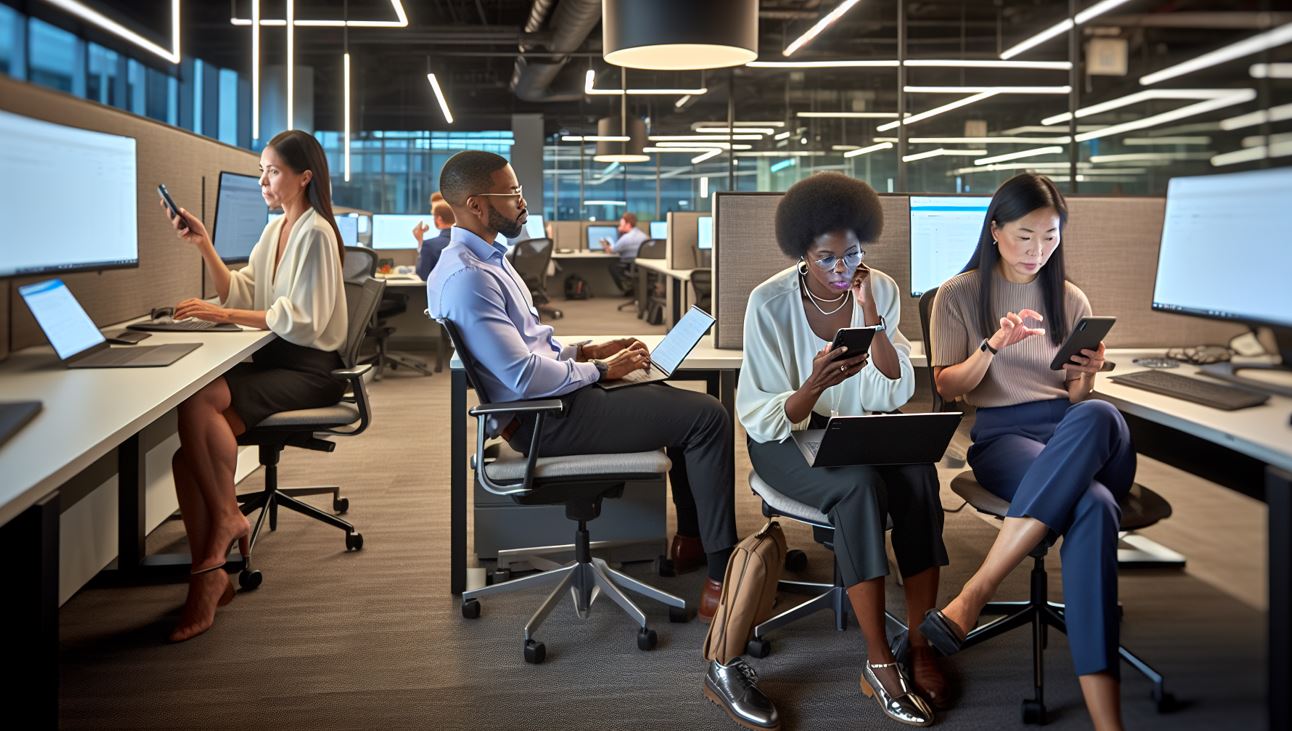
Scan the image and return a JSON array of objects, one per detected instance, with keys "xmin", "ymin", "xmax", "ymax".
[{"xmin": 223, "ymin": 337, "xmax": 345, "ymax": 429}]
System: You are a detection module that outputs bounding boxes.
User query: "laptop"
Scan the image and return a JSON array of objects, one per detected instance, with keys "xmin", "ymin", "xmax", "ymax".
[
  {"xmin": 0, "ymin": 400, "xmax": 41, "ymax": 449},
  {"xmin": 792, "ymin": 412, "xmax": 964, "ymax": 468},
  {"xmin": 598, "ymin": 306, "xmax": 716, "ymax": 390},
  {"xmin": 18, "ymin": 279, "xmax": 201, "ymax": 369}
]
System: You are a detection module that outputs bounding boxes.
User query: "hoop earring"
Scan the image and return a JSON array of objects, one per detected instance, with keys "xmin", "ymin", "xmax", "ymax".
[{"xmin": 797, "ymin": 258, "xmax": 809, "ymax": 276}]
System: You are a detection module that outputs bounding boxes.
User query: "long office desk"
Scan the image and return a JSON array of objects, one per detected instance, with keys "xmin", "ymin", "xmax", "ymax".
[
  {"xmin": 375, "ymin": 273, "xmax": 446, "ymax": 371},
  {"xmin": 635, "ymin": 259, "xmax": 694, "ymax": 326},
  {"xmin": 449, "ymin": 335, "xmax": 930, "ymax": 595},
  {"xmin": 1094, "ymin": 355, "xmax": 1292, "ymax": 730},
  {"xmin": 0, "ymin": 326, "xmax": 274, "ymax": 726}
]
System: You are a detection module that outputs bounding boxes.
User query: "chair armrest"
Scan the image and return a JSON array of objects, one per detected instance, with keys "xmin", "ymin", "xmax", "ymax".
[
  {"xmin": 323, "ymin": 364, "xmax": 373, "ymax": 436},
  {"xmin": 469, "ymin": 398, "xmax": 564, "ymax": 417},
  {"xmin": 331, "ymin": 364, "xmax": 373, "ymax": 381}
]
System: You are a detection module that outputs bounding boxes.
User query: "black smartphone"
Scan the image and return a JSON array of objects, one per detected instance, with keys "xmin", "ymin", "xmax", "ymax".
[
  {"xmin": 1049, "ymin": 316, "xmax": 1116, "ymax": 370},
  {"xmin": 830, "ymin": 325, "xmax": 882, "ymax": 355},
  {"xmin": 157, "ymin": 183, "xmax": 183, "ymax": 220}
]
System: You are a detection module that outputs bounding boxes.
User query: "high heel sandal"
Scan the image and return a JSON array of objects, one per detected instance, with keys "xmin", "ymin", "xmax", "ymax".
[
  {"xmin": 860, "ymin": 660, "xmax": 935, "ymax": 727},
  {"xmin": 189, "ymin": 524, "xmax": 251, "ymax": 575}
]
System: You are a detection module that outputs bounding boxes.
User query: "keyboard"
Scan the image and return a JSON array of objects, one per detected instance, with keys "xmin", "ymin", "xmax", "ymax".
[
  {"xmin": 128, "ymin": 319, "xmax": 238, "ymax": 332},
  {"xmin": 1110, "ymin": 369, "xmax": 1270, "ymax": 411}
]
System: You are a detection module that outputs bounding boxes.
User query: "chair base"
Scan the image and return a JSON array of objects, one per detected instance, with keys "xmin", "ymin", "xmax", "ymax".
[
  {"xmin": 961, "ymin": 554, "xmax": 1175, "ymax": 723},
  {"xmin": 366, "ymin": 349, "xmax": 433, "ymax": 381},
  {"xmin": 1118, "ymin": 532, "xmax": 1187, "ymax": 568},
  {"xmin": 236, "ymin": 477, "xmax": 362, "ymax": 578},
  {"xmin": 496, "ymin": 538, "xmax": 661, "ymax": 573},
  {"xmin": 751, "ymin": 564, "xmax": 906, "ymax": 649}
]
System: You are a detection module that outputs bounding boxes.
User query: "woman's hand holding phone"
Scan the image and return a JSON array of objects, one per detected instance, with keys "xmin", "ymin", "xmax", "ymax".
[
  {"xmin": 159, "ymin": 197, "xmax": 211, "ymax": 249},
  {"xmin": 1060, "ymin": 342, "xmax": 1106, "ymax": 376},
  {"xmin": 806, "ymin": 343, "xmax": 869, "ymax": 393}
]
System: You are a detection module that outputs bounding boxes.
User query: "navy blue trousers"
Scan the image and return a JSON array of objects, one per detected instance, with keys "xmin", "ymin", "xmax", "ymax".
[{"xmin": 968, "ymin": 398, "xmax": 1135, "ymax": 677}]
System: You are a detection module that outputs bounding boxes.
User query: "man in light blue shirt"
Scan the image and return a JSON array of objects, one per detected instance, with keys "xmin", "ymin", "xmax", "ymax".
[
  {"xmin": 603, "ymin": 212, "xmax": 649, "ymax": 295},
  {"xmin": 427, "ymin": 151, "xmax": 737, "ymax": 623}
]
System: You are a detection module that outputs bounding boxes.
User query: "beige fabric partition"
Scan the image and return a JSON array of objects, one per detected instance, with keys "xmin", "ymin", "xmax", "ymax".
[
  {"xmin": 550, "ymin": 220, "xmax": 582, "ymax": 250},
  {"xmin": 713, "ymin": 192, "xmax": 913, "ymax": 349},
  {"xmin": 0, "ymin": 76, "xmax": 260, "ymax": 352},
  {"xmin": 667, "ymin": 211, "xmax": 703, "ymax": 270}
]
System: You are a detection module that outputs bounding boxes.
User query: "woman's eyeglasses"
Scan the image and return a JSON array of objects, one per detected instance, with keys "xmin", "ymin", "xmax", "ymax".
[{"xmin": 809, "ymin": 249, "xmax": 864, "ymax": 271}]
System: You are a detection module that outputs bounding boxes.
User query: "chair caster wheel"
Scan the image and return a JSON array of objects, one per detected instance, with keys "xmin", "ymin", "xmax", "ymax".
[
  {"xmin": 238, "ymin": 569, "xmax": 262, "ymax": 591},
  {"xmin": 333, "ymin": 496, "xmax": 349, "ymax": 513},
  {"xmin": 1021, "ymin": 699, "xmax": 1047, "ymax": 725},
  {"xmin": 346, "ymin": 532, "xmax": 364, "ymax": 551},
  {"xmin": 637, "ymin": 627, "xmax": 658, "ymax": 651},
  {"xmin": 1151, "ymin": 687, "xmax": 1178, "ymax": 713},
  {"xmin": 668, "ymin": 606, "xmax": 691, "ymax": 623},
  {"xmin": 654, "ymin": 556, "xmax": 676, "ymax": 577},
  {"xmin": 461, "ymin": 599, "xmax": 481, "ymax": 619},
  {"xmin": 524, "ymin": 639, "xmax": 546, "ymax": 664},
  {"xmin": 746, "ymin": 637, "xmax": 771, "ymax": 658},
  {"xmin": 784, "ymin": 549, "xmax": 807, "ymax": 572},
  {"xmin": 491, "ymin": 568, "xmax": 512, "ymax": 584}
]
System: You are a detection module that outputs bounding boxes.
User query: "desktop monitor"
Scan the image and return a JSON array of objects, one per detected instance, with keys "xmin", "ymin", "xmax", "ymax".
[
  {"xmin": 356, "ymin": 214, "xmax": 371, "ymax": 235},
  {"xmin": 212, "ymin": 171, "xmax": 268, "ymax": 263},
  {"xmin": 0, "ymin": 109, "xmax": 138, "ymax": 277},
  {"xmin": 1152, "ymin": 167, "xmax": 1292, "ymax": 336},
  {"xmin": 518, "ymin": 214, "xmax": 545, "ymax": 241},
  {"xmin": 908, "ymin": 195, "xmax": 992, "ymax": 297},
  {"xmin": 371, "ymin": 214, "xmax": 427, "ymax": 249},
  {"xmin": 336, "ymin": 215, "xmax": 359, "ymax": 246},
  {"xmin": 650, "ymin": 220, "xmax": 667, "ymax": 240},
  {"xmin": 697, "ymin": 216, "xmax": 714, "ymax": 250},
  {"xmin": 587, "ymin": 225, "xmax": 618, "ymax": 251}
]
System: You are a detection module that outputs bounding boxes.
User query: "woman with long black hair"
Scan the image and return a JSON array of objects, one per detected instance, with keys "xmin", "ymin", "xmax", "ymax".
[{"xmin": 161, "ymin": 130, "xmax": 348, "ymax": 642}]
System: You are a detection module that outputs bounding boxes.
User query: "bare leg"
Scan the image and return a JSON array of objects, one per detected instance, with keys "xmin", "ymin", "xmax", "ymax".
[
  {"xmin": 942, "ymin": 516, "xmax": 1050, "ymax": 634},
  {"xmin": 846, "ymin": 579, "xmax": 894, "ymax": 664},
  {"xmin": 171, "ymin": 448, "xmax": 209, "ymax": 563},
  {"xmin": 1078, "ymin": 673, "xmax": 1124, "ymax": 731},
  {"xmin": 176, "ymin": 379, "xmax": 249, "ymax": 571},
  {"xmin": 902, "ymin": 566, "xmax": 939, "ymax": 647}
]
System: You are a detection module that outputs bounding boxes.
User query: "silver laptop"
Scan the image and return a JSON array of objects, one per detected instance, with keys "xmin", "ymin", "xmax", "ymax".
[
  {"xmin": 19, "ymin": 279, "xmax": 201, "ymax": 368},
  {"xmin": 598, "ymin": 306, "xmax": 715, "ymax": 390}
]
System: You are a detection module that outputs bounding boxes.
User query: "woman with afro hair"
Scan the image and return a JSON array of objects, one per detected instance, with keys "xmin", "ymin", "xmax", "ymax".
[{"xmin": 735, "ymin": 172, "xmax": 949, "ymax": 726}]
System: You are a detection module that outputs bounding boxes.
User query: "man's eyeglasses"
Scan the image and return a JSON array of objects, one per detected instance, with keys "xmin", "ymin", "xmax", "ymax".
[
  {"xmin": 473, "ymin": 185, "xmax": 524, "ymax": 199},
  {"xmin": 809, "ymin": 248, "xmax": 864, "ymax": 271}
]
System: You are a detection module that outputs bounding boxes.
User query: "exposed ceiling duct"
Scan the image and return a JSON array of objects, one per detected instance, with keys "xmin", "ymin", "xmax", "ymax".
[{"xmin": 511, "ymin": 0, "xmax": 602, "ymax": 102}]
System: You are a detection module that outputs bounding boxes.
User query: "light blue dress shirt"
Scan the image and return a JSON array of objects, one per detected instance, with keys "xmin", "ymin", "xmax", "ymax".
[
  {"xmin": 427, "ymin": 226, "xmax": 599, "ymax": 421},
  {"xmin": 611, "ymin": 227, "xmax": 649, "ymax": 261}
]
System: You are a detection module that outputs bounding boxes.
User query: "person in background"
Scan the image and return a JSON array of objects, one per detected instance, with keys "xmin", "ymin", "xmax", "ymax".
[
  {"xmin": 160, "ymin": 130, "xmax": 349, "ymax": 642},
  {"xmin": 601, "ymin": 212, "xmax": 649, "ymax": 295},
  {"xmin": 414, "ymin": 198, "xmax": 455, "ymax": 280}
]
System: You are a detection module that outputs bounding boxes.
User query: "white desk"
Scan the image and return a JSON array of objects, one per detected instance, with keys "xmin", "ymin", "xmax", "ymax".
[
  {"xmin": 0, "ymin": 326, "xmax": 273, "ymax": 726},
  {"xmin": 635, "ymin": 259, "xmax": 695, "ymax": 326},
  {"xmin": 374, "ymin": 274, "xmax": 445, "ymax": 371},
  {"xmin": 550, "ymin": 250, "xmax": 608, "ymax": 260}
]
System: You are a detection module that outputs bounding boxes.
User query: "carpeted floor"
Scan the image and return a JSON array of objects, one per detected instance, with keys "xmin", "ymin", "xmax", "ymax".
[{"xmin": 56, "ymin": 297, "xmax": 1267, "ymax": 729}]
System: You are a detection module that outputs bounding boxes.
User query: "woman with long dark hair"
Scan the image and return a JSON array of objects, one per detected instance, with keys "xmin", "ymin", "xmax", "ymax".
[
  {"xmin": 921, "ymin": 174, "xmax": 1130, "ymax": 730},
  {"xmin": 160, "ymin": 130, "xmax": 349, "ymax": 642}
]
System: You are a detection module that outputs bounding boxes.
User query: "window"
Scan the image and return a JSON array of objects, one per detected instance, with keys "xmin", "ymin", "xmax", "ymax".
[
  {"xmin": 0, "ymin": 4, "xmax": 24, "ymax": 79},
  {"xmin": 218, "ymin": 67, "xmax": 238, "ymax": 145},
  {"xmin": 28, "ymin": 17, "xmax": 82, "ymax": 94},
  {"xmin": 86, "ymin": 42, "xmax": 119, "ymax": 106}
]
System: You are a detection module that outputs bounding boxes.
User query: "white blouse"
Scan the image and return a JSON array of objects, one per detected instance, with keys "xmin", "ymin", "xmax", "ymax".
[
  {"xmin": 737, "ymin": 265, "xmax": 917, "ymax": 444},
  {"xmin": 221, "ymin": 207, "xmax": 349, "ymax": 353}
]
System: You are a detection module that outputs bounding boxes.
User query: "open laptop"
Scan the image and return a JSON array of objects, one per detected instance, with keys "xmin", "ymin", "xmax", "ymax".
[
  {"xmin": 18, "ymin": 279, "xmax": 201, "ymax": 368},
  {"xmin": 598, "ymin": 306, "xmax": 715, "ymax": 390},
  {"xmin": 792, "ymin": 412, "xmax": 964, "ymax": 468}
]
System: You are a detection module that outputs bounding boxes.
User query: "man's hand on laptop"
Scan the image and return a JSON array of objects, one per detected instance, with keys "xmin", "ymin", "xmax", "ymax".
[
  {"xmin": 601, "ymin": 346, "xmax": 652, "ymax": 380},
  {"xmin": 583, "ymin": 338, "xmax": 649, "ymax": 361}
]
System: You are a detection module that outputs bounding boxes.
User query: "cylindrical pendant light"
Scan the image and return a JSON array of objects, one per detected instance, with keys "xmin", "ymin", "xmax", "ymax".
[
  {"xmin": 603, "ymin": 0, "xmax": 759, "ymax": 71},
  {"xmin": 593, "ymin": 116, "xmax": 649, "ymax": 163}
]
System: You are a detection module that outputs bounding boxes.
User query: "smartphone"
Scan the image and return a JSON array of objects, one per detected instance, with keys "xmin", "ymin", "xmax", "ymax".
[
  {"xmin": 157, "ymin": 183, "xmax": 183, "ymax": 220},
  {"xmin": 830, "ymin": 325, "xmax": 882, "ymax": 355},
  {"xmin": 1049, "ymin": 316, "xmax": 1116, "ymax": 370}
]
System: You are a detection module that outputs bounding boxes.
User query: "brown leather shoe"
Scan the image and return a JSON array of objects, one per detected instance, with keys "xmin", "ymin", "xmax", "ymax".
[
  {"xmin": 670, "ymin": 534, "xmax": 706, "ymax": 574},
  {"xmin": 909, "ymin": 645, "xmax": 951, "ymax": 710},
  {"xmin": 698, "ymin": 577, "xmax": 723, "ymax": 623}
]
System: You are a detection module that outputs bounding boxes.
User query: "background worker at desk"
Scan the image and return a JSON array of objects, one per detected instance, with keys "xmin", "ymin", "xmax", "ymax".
[
  {"xmin": 427, "ymin": 151, "xmax": 738, "ymax": 619},
  {"xmin": 161, "ymin": 130, "xmax": 350, "ymax": 643},
  {"xmin": 413, "ymin": 196, "xmax": 456, "ymax": 280},
  {"xmin": 599, "ymin": 212, "xmax": 649, "ymax": 295}
]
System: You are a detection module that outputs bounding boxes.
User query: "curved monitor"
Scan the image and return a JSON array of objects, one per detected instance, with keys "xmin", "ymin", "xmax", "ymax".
[{"xmin": 0, "ymin": 109, "xmax": 138, "ymax": 277}]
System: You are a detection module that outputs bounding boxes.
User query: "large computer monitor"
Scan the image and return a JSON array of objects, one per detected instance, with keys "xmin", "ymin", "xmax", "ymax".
[
  {"xmin": 212, "ymin": 171, "xmax": 268, "ymax": 263},
  {"xmin": 697, "ymin": 216, "xmax": 714, "ymax": 250},
  {"xmin": 336, "ymin": 215, "xmax": 359, "ymax": 246},
  {"xmin": 1153, "ymin": 167, "xmax": 1292, "ymax": 336},
  {"xmin": 650, "ymin": 220, "xmax": 667, "ymax": 240},
  {"xmin": 587, "ymin": 225, "xmax": 618, "ymax": 251},
  {"xmin": 371, "ymin": 214, "xmax": 426, "ymax": 249},
  {"xmin": 518, "ymin": 214, "xmax": 545, "ymax": 241},
  {"xmin": 0, "ymin": 109, "xmax": 138, "ymax": 277},
  {"xmin": 908, "ymin": 195, "xmax": 992, "ymax": 297}
]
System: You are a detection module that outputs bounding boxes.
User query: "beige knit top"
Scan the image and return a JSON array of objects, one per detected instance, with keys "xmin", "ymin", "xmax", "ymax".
[{"xmin": 930, "ymin": 268, "xmax": 1091, "ymax": 408}]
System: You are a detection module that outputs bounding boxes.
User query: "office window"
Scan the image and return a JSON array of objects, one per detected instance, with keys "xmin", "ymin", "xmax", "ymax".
[
  {"xmin": 0, "ymin": 4, "xmax": 24, "ymax": 79},
  {"xmin": 28, "ymin": 17, "xmax": 83, "ymax": 94},
  {"xmin": 86, "ymin": 42, "xmax": 119, "ymax": 106},
  {"xmin": 126, "ymin": 58, "xmax": 146, "ymax": 116},
  {"xmin": 144, "ymin": 66, "xmax": 170, "ymax": 122},
  {"xmin": 218, "ymin": 67, "xmax": 238, "ymax": 145}
]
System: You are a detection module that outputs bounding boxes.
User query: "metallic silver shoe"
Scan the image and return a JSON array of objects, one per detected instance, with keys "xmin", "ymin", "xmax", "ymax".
[
  {"xmin": 860, "ymin": 660, "xmax": 935, "ymax": 727},
  {"xmin": 704, "ymin": 657, "xmax": 781, "ymax": 730}
]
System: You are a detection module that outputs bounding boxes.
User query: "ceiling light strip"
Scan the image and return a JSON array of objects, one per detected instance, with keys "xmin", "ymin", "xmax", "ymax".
[
  {"xmin": 797, "ymin": 111, "xmax": 901, "ymax": 119},
  {"xmin": 783, "ymin": 0, "xmax": 864, "ymax": 56},
  {"xmin": 1211, "ymin": 140, "xmax": 1292, "ymax": 167},
  {"xmin": 1000, "ymin": 0, "xmax": 1133, "ymax": 60},
  {"xmin": 902, "ymin": 147, "xmax": 987, "ymax": 162},
  {"xmin": 1041, "ymin": 88, "xmax": 1242, "ymax": 126},
  {"xmin": 1250, "ymin": 63, "xmax": 1292, "ymax": 79},
  {"xmin": 1140, "ymin": 24, "xmax": 1292, "ymax": 86},
  {"xmin": 877, "ymin": 92, "xmax": 997, "ymax": 132},
  {"xmin": 691, "ymin": 149, "xmax": 722, "ymax": 164},
  {"xmin": 343, "ymin": 52, "xmax": 350, "ymax": 181},
  {"xmin": 427, "ymin": 73, "xmax": 454, "ymax": 124},
  {"xmin": 1218, "ymin": 102, "xmax": 1292, "ymax": 131},
  {"xmin": 903, "ymin": 85, "xmax": 1071, "ymax": 94},
  {"xmin": 40, "ymin": 0, "xmax": 182, "ymax": 63},
  {"xmin": 286, "ymin": 0, "xmax": 294, "ymax": 129},
  {"xmin": 251, "ymin": 0, "xmax": 260, "ymax": 139},
  {"xmin": 231, "ymin": 0, "xmax": 408, "ymax": 27},
  {"xmin": 843, "ymin": 141, "xmax": 894, "ymax": 158},
  {"xmin": 1075, "ymin": 91, "xmax": 1257, "ymax": 143},
  {"xmin": 974, "ymin": 145, "xmax": 1065, "ymax": 165}
]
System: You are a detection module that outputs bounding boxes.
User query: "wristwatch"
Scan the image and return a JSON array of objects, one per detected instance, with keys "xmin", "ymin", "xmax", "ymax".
[
  {"xmin": 591, "ymin": 359, "xmax": 609, "ymax": 381},
  {"xmin": 979, "ymin": 338, "xmax": 998, "ymax": 355}
]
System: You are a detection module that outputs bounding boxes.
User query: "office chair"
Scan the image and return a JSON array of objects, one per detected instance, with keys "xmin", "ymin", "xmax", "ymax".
[
  {"xmin": 342, "ymin": 244, "xmax": 376, "ymax": 284},
  {"xmin": 627, "ymin": 239, "xmax": 666, "ymax": 318},
  {"xmin": 509, "ymin": 237, "xmax": 563, "ymax": 320},
  {"xmin": 440, "ymin": 318, "xmax": 689, "ymax": 664},
  {"xmin": 744, "ymin": 470, "xmax": 905, "ymax": 658},
  {"xmin": 344, "ymin": 246, "xmax": 433, "ymax": 381},
  {"xmin": 691, "ymin": 268, "xmax": 712, "ymax": 313},
  {"xmin": 917, "ymin": 287, "xmax": 1176, "ymax": 722},
  {"xmin": 232, "ymin": 277, "xmax": 383, "ymax": 590}
]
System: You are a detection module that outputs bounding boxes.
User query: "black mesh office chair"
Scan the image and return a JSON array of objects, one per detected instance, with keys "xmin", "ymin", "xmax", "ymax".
[
  {"xmin": 232, "ymin": 278, "xmax": 383, "ymax": 590},
  {"xmin": 344, "ymin": 246, "xmax": 432, "ymax": 380},
  {"xmin": 508, "ymin": 237, "xmax": 563, "ymax": 320},
  {"xmin": 690, "ymin": 268, "xmax": 712, "ymax": 313},
  {"xmin": 343, "ymin": 245, "xmax": 376, "ymax": 284},
  {"xmin": 635, "ymin": 240, "xmax": 668, "ymax": 325},
  {"xmin": 441, "ymin": 318, "xmax": 689, "ymax": 664},
  {"xmin": 917, "ymin": 287, "xmax": 1176, "ymax": 722}
]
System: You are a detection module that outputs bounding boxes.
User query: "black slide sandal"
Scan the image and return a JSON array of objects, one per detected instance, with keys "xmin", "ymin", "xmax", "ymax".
[{"xmin": 918, "ymin": 609, "xmax": 967, "ymax": 657}]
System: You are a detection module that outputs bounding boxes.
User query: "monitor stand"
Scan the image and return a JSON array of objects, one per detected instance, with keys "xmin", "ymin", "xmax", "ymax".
[{"xmin": 1200, "ymin": 328, "xmax": 1292, "ymax": 398}]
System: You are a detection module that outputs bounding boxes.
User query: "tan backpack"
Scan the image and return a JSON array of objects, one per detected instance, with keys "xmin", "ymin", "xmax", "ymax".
[{"xmin": 703, "ymin": 521, "xmax": 787, "ymax": 665}]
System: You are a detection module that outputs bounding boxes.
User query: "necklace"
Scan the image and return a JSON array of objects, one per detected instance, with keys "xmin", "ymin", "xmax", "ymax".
[{"xmin": 801, "ymin": 273, "xmax": 851, "ymax": 315}]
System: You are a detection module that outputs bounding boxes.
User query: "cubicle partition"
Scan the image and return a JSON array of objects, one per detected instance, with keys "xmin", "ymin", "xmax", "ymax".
[
  {"xmin": 667, "ymin": 211, "xmax": 703, "ymax": 270},
  {"xmin": 0, "ymin": 76, "xmax": 261, "ymax": 353},
  {"xmin": 550, "ymin": 220, "xmax": 583, "ymax": 251},
  {"xmin": 712, "ymin": 190, "xmax": 1244, "ymax": 351}
]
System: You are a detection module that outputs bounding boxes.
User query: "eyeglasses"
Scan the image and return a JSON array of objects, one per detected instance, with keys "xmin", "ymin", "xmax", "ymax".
[
  {"xmin": 808, "ymin": 248, "xmax": 864, "ymax": 271},
  {"xmin": 473, "ymin": 185, "xmax": 524, "ymax": 199}
]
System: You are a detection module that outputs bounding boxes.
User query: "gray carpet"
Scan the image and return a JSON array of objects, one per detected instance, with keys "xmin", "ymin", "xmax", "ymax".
[{"xmin": 57, "ymin": 300, "xmax": 1266, "ymax": 728}]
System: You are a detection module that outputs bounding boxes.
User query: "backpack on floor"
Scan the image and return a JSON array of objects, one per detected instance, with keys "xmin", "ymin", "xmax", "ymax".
[
  {"xmin": 703, "ymin": 520, "xmax": 787, "ymax": 665},
  {"xmin": 563, "ymin": 274, "xmax": 591, "ymax": 300}
]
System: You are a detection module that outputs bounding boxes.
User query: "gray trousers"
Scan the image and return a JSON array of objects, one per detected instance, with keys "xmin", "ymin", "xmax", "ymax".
[
  {"xmin": 748, "ymin": 436, "xmax": 948, "ymax": 587},
  {"xmin": 509, "ymin": 382, "xmax": 738, "ymax": 554}
]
